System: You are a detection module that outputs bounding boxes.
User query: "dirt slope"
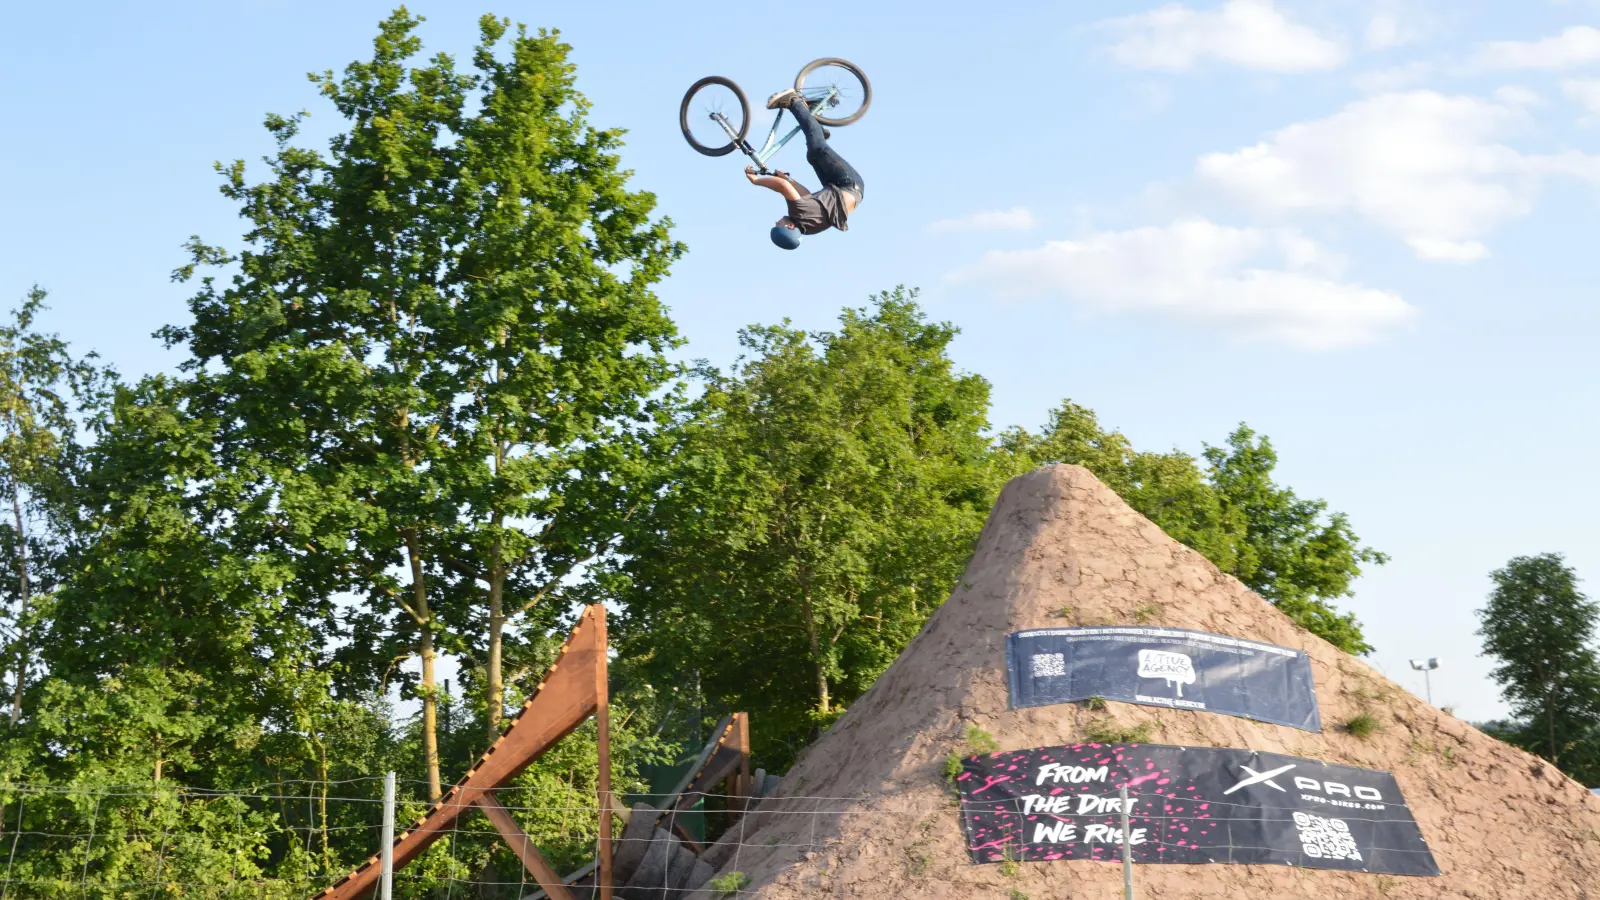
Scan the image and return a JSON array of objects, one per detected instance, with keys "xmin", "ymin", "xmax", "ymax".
[{"xmin": 691, "ymin": 465, "xmax": 1600, "ymax": 899}]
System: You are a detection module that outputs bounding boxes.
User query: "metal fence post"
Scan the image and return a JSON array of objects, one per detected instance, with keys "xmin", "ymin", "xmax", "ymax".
[
  {"xmin": 1120, "ymin": 784, "xmax": 1133, "ymax": 900},
  {"xmin": 380, "ymin": 772, "xmax": 396, "ymax": 900}
]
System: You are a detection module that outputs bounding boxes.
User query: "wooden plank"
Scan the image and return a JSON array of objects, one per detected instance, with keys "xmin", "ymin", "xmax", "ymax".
[
  {"xmin": 728, "ymin": 712, "xmax": 753, "ymax": 814},
  {"xmin": 520, "ymin": 861, "xmax": 598, "ymax": 900},
  {"xmin": 474, "ymin": 792, "xmax": 575, "ymax": 900},
  {"xmin": 314, "ymin": 606, "xmax": 605, "ymax": 900},
  {"xmin": 671, "ymin": 747, "xmax": 744, "ymax": 813}
]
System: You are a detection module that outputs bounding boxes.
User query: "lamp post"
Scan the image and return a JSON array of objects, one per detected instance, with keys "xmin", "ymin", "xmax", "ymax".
[{"xmin": 1409, "ymin": 658, "xmax": 1440, "ymax": 705}]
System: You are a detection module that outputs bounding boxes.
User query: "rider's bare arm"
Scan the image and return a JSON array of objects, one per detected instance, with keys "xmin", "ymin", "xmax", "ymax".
[{"xmin": 745, "ymin": 166, "xmax": 808, "ymax": 200}]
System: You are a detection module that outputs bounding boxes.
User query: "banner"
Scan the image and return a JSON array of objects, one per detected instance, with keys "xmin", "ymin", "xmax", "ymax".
[
  {"xmin": 1006, "ymin": 626, "xmax": 1322, "ymax": 732},
  {"xmin": 957, "ymin": 742, "xmax": 1439, "ymax": 877}
]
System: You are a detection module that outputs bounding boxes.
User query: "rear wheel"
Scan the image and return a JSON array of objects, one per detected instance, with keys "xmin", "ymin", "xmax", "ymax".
[
  {"xmin": 680, "ymin": 76, "xmax": 750, "ymax": 156},
  {"xmin": 794, "ymin": 58, "xmax": 871, "ymax": 127}
]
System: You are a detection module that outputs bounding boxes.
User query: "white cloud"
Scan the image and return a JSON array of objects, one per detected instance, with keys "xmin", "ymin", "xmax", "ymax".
[
  {"xmin": 950, "ymin": 219, "xmax": 1413, "ymax": 349},
  {"xmin": 1365, "ymin": 12, "xmax": 1403, "ymax": 49},
  {"xmin": 1104, "ymin": 0, "xmax": 1346, "ymax": 73},
  {"xmin": 1352, "ymin": 61, "xmax": 1434, "ymax": 93},
  {"xmin": 1563, "ymin": 78, "xmax": 1600, "ymax": 114},
  {"xmin": 927, "ymin": 207, "xmax": 1038, "ymax": 234},
  {"xmin": 1491, "ymin": 86, "xmax": 1543, "ymax": 108},
  {"xmin": 1195, "ymin": 91, "xmax": 1600, "ymax": 261},
  {"xmin": 1476, "ymin": 26, "xmax": 1600, "ymax": 70}
]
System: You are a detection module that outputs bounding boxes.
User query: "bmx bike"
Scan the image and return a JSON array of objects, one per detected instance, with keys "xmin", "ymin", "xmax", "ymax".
[{"xmin": 679, "ymin": 58, "xmax": 870, "ymax": 174}]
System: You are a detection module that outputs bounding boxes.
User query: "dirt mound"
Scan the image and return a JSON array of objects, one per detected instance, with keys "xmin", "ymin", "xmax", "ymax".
[{"xmin": 690, "ymin": 465, "xmax": 1600, "ymax": 899}]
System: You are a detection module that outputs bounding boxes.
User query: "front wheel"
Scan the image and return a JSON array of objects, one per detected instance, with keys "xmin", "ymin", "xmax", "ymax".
[
  {"xmin": 680, "ymin": 76, "xmax": 750, "ymax": 157},
  {"xmin": 794, "ymin": 58, "xmax": 871, "ymax": 127}
]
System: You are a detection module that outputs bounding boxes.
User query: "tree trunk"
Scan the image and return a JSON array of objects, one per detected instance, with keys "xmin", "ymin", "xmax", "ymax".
[
  {"xmin": 9, "ymin": 487, "xmax": 29, "ymax": 726},
  {"xmin": 406, "ymin": 529, "xmax": 443, "ymax": 801},
  {"xmin": 486, "ymin": 527, "xmax": 506, "ymax": 743},
  {"xmin": 800, "ymin": 592, "xmax": 830, "ymax": 714},
  {"xmin": 1548, "ymin": 684, "xmax": 1559, "ymax": 765}
]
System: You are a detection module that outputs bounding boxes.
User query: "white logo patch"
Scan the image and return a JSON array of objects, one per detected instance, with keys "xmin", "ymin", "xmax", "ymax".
[{"xmin": 1137, "ymin": 649, "xmax": 1196, "ymax": 697}]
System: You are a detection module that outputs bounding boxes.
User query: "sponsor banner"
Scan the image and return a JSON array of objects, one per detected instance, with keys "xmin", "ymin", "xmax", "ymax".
[
  {"xmin": 1007, "ymin": 626, "xmax": 1322, "ymax": 732},
  {"xmin": 957, "ymin": 742, "xmax": 1439, "ymax": 877}
]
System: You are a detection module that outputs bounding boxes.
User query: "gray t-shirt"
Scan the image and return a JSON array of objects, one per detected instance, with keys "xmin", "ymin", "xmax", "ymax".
[{"xmin": 786, "ymin": 186, "xmax": 855, "ymax": 234}]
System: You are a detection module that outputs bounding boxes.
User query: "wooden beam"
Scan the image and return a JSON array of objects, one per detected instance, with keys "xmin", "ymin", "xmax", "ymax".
[
  {"xmin": 313, "ymin": 606, "xmax": 606, "ymax": 900},
  {"xmin": 729, "ymin": 712, "xmax": 753, "ymax": 812},
  {"xmin": 671, "ymin": 747, "xmax": 744, "ymax": 813},
  {"xmin": 474, "ymin": 792, "xmax": 575, "ymax": 900}
]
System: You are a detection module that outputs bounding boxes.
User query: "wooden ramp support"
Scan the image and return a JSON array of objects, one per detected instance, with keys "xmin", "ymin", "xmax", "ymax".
[
  {"xmin": 654, "ymin": 713, "xmax": 752, "ymax": 850},
  {"xmin": 311, "ymin": 604, "xmax": 614, "ymax": 900}
]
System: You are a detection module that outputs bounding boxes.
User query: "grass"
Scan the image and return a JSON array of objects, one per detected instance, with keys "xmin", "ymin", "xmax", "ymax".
[
  {"xmin": 1085, "ymin": 695, "xmax": 1108, "ymax": 712},
  {"xmin": 1343, "ymin": 712, "xmax": 1384, "ymax": 739},
  {"xmin": 1409, "ymin": 737, "xmax": 1458, "ymax": 768},
  {"xmin": 1008, "ymin": 889, "xmax": 1031, "ymax": 900},
  {"xmin": 1133, "ymin": 603, "xmax": 1163, "ymax": 624},
  {"xmin": 1051, "ymin": 605, "xmax": 1074, "ymax": 619},
  {"xmin": 944, "ymin": 725, "xmax": 1002, "ymax": 782},
  {"xmin": 998, "ymin": 845, "xmax": 1021, "ymax": 878},
  {"xmin": 906, "ymin": 841, "xmax": 931, "ymax": 876},
  {"xmin": 708, "ymin": 871, "xmax": 751, "ymax": 896},
  {"xmin": 1083, "ymin": 717, "xmax": 1154, "ymax": 743}
]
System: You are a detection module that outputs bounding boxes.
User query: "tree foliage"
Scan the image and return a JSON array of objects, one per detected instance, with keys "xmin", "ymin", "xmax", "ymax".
[
  {"xmin": 0, "ymin": 288, "xmax": 113, "ymax": 725},
  {"xmin": 1003, "ymin": 403, "xmax": 1384, "ymax": 653},
  {"xmin": 163, "ymin": 8, "xmax": 681, "ymax": 796},
  {"xmin": 612, "ymin": 290, "xmax": 1007, "ymax": 764},
  {"xmin": 1477, "ymin": 553, "xmax": 1600, "ymax": 779}
]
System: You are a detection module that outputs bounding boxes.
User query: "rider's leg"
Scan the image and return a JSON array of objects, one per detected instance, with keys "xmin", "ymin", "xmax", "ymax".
[{"xmin": 787, "ymin": 99, "xmax": 864, "ymax": 194}]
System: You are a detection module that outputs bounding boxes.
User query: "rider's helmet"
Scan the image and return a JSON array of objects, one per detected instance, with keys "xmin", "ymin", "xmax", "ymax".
[{"xmin": 770, "ymin": 226, "xmax": 802, "ymax": 250}]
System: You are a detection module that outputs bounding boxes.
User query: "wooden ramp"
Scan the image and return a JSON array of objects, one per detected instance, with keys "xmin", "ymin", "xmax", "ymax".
[{"xmin": 311, "ymin": 604, "xmax": 613, "ymax": 900}]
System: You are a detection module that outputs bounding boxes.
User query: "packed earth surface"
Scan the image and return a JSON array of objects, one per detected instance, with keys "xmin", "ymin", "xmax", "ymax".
[{"xmin": 685, "ymin": 464, "xmax": 1600, "ymax": 899}]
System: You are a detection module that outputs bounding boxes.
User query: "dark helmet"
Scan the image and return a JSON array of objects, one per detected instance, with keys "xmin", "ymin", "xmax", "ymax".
[{"xmin": 770, "ymin": 225, "xmax": 802, "ymax": 250}]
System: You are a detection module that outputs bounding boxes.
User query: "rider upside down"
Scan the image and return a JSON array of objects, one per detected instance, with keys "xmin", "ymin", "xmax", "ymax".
[{"xmin": 745, "ymin": 88, "xmax": 864, "ymax": 249}]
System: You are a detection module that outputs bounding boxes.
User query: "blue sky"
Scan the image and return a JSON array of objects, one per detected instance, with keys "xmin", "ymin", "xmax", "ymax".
[{"xmin": 5, "ymin": 0, "xmax": 1600, "ymax": 724}]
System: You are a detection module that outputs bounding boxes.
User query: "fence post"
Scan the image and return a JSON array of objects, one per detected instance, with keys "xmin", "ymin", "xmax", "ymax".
[
  {"xmin": 380, "ymin": 772, "xmax": 396, "ymax": 900},
  {"xmin": 1120, "ymin": 784, "xmax": 1133, "ymax": 900}
]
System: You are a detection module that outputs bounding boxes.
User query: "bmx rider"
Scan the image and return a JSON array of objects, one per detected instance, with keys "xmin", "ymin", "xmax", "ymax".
[{"xmin": 745, "ymin": 88, "xmax": 864, "ymax": 249}]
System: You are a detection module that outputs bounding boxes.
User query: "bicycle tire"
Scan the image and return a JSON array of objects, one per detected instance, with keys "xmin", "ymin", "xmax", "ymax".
[
  {"xmin": 793, "ymin": 58, "xmax": 871, "ymax": 127},
  {"xmin": 680, "ymin": 76, "xmax": 750, "ymax": 157}
]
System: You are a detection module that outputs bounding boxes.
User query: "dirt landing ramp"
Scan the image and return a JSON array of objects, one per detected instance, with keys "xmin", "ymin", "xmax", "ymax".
[{"xmin": 690, "ymin": 465, "xmax": 1600, "ymax": 899}]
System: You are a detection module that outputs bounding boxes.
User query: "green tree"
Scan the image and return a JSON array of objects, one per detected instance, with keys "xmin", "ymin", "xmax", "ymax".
[
  {"xmin": 1202, "ymin": 426, "xmax": 1385, "ymax": 654},
  {"xmin": 1477, "ymin": 553, "xmax": 1600, "ymax": 770},
  {"xmin": 167, "ymin": 8, "xmax": 681, "ymax": 795},
  {"xmin": 0, "ymin": 287, "xmax": 113, "ymax": 725},
  {"xmin": 613, "ymin": 290, "xmax": 1005, "ymax": 764},
  {"xmin": 1004, "ymin": 405, "xmax": 1384, "ymax": 653}
]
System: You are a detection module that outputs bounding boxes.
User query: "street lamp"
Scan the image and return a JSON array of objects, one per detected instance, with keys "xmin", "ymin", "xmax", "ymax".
[{"xmin": 1409, "ymin": 657, "xmax": 1440, "ymax": 704}]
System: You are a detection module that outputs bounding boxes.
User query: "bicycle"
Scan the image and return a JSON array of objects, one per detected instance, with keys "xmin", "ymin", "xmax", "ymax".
[{"xmin": 679, "ymin": 58, "xmax": 870, "ymax": 173}]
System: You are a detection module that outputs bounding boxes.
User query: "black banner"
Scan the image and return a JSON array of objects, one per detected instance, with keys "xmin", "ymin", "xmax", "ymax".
[
  {"xmin": 1006, "ymin": 626, "xmax": 1322, "ymax": 732},
  {"xmin": 957, "ymin": 742, "xmax": 1439, "ymax": 877}
]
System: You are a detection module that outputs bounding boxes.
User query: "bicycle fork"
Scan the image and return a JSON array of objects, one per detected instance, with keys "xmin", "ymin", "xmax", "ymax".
[{"xmin": 710, "ymin": 112, "xmax": 769, "ymax": 173}]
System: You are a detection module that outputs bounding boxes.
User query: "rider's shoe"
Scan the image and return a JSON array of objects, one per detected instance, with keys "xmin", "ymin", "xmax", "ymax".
[{"xmin": 766, "ymin": 88, "xmax": 801, "ymax": 109}]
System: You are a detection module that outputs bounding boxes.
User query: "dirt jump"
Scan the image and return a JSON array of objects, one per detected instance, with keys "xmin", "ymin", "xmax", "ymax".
[{"xmin": 685, "ymin": 464, "xmax": 1600, "ymax": 899}]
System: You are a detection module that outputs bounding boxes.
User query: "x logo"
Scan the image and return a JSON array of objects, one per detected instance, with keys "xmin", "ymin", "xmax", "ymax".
[{"xmin": 1223, "ymin": 763, "xmax": 1296, "ymax": 795}]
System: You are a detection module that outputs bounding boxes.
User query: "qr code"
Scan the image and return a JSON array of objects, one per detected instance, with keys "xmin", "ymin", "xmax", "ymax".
[
  {"xmin": 1293, "ymin": 811, "xmax": 1362, "ymax": 861},
  {"xmin": 1031, "ymin": 653, "xmax": 1066, "ymax": 678}
]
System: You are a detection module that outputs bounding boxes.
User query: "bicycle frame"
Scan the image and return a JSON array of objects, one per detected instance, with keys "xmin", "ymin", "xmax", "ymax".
[{"xmin": 711, "ymin": 85, "xmax": 839, "ymax": 174}]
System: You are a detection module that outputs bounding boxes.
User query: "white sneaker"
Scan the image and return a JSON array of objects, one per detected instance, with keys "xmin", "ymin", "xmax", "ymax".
[{"xmin": 766, "ymin": 88, "xmax": 801, "ymax": 109}]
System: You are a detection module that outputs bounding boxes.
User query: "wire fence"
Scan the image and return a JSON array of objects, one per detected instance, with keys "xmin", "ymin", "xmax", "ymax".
[{"xmin": 0, "ymin": 780, "xmax": 1436, "ymax": 899}]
